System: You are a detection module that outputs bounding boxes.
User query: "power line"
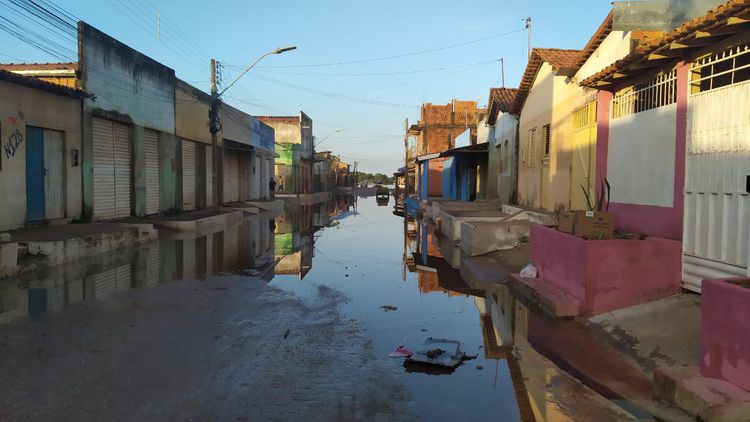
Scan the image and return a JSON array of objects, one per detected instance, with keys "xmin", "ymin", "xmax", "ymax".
[
  {"xmin": 249, "ymin": 73, "xmax": 419, "ymax": 108},
  {"xmin": 238, "ymin": 58, "xmax": 500, "ymax": 77},
  {"xmin": 253, "ymin": 28, "xmax": 525, "ymax": 69}
]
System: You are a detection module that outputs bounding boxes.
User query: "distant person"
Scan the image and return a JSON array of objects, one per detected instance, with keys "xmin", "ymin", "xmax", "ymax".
[
  {"xmin": 277, "ymin": 180, "xmax": 285, "ymax": 193},
  {"xmin": 269, "ymin": 177, "xmax": 276, "ymax": 199}
]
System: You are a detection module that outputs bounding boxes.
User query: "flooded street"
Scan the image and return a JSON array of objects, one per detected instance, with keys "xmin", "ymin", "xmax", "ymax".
[{"xmin": 1, "ymin": 194, "xmax": 639, "ymax": 421}]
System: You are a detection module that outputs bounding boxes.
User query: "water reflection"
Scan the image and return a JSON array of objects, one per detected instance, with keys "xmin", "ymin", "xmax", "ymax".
[{"xmin": 0, "ymin": 196, "xmax": 356, "ymax": 326}]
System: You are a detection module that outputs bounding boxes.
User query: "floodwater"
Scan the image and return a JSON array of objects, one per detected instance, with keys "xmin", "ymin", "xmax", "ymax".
[{"xmin": 0, "ymin": 194, "xmax": 644, "ymax": 421}]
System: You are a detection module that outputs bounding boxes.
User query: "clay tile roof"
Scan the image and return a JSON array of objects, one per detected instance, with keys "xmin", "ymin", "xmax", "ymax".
[
  {"xmin": 0, "ymin": 62, "xmax": 77, "ymax": 71},
  {"xmin": 534, "ymin": 48, "xmax": 582, "ymax": 70},
  {"xmin": 511, "ymin": 48, "xmax": 581, "ymax": 115},
  {"xmin": 572, "ymin": 10, "xmax": 614, "ymax": 71},
  {"xmin": 0, "ymin": 69, "xmax": 88, "ymax": 98},
  {"xmin": 487, "ymin": 88, "xmax": 521, "ymax": 124},
  {"xmin": 581, "ymin": 0, "xmax": 750, "ymax": 89}
]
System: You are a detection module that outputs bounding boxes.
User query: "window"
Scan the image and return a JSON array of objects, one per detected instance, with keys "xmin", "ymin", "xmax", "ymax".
[
  {"xmin": 542, "ymin": 124, "xmax": 551, "ymax": 160},
  {"xmin": 611, "ymin": 69, "xmax": 677, "ymax": 118},
  {"xmin": 691, "ymin": 43, "xmax": 750, "ymax": 93}
]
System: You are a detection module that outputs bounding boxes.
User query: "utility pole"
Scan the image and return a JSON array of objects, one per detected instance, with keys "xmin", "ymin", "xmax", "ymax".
[
  {"xmin": 404, "ymin": 118, "xmax": 408, "ymax": 196},
  {"xmin": 500, "ymin": 58, "xmax": 505, "ymax": 87},
  {"xmin": 209, "ymin": 59, "xmax": 220, "ymax": 212},
  {"xmin": 525, "ymin": 17, "xmax": 532, "ymax": 58}
]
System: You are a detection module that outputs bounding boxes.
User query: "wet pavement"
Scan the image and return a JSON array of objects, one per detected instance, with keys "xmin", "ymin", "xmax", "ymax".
[{"xmin": 0, "ymin": 194, "xmax": 686, "ymax": 421}]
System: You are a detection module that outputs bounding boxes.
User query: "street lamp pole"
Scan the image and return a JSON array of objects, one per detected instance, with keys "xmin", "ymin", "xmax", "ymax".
[
  {"xmin": 314, "ymin": 129, "xmax": 345, "ymax": 148},
  {"xmin": 208, "ymin": 46, "xmax": 296, "ymax": 211}
]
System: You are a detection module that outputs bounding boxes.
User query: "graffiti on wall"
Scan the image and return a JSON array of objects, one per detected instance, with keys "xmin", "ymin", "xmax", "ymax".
[{"xmin": 3, "ymin": 128, "xmax": 23, "ymax": 160}]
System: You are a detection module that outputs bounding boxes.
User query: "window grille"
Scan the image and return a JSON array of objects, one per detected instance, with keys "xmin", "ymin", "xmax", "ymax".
[
  {"xmin": 527, "ymin": 128, "xmax": 536, "ymax": 168},
  {"xmin": 542, "ymin": 124, "xmax": 551, "ymax": 159},
  {"xmin": 572, "ymin": 105, "xmax": 589, "ymax": 130},
  {"xmin": 691, "ymin": 43, "xmax": 750, "ymax": 93},
  {"xmin": 611, "ymin": 70, "xmax": 677, "ymax": 118}
]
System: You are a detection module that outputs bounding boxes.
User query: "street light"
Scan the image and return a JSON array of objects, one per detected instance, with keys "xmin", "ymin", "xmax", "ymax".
[
  {"xmin": 208, "ymin": 46, "xmax": 297, "ymax": 211},
  {"xmin": 314, "ymin": 129, "xmax": 345, "ymax": 147}
]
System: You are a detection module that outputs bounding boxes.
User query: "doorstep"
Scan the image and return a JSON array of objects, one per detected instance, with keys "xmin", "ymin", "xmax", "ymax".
[
  {"xmin": 509, "ymin": 274, "xmax": 581, "ymax": 318},
  {"xmin": 654, "ymin": 366, "xmax": 750, "ymax": 418},
  {"xmin": 141, "ymin": 209, "xmax": 243, "ymax": 232},
  {"xmin": 460, "ymin": 244, "xmax": 529, "ymax": 290}
]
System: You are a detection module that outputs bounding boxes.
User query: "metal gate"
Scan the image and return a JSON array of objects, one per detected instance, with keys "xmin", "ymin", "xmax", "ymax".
[
  {"xmin": 182, "ymin": 238, "xmax": 196, "ymax": 280},
  {"xmin": 683, "ymin": 64, "xmax": 750, "ymax": 291},
  {"xmin": 571, "ymin": 102, "xmax": 597, "ymax": 210},
  {"xmin": 224, "ymin": 150, "xmax": 239, "ymax": 203},
  {"xmin": 92, "ymin": 264, "xmax": 132, "ymax": 299},
  {"xmin": 182, "ymin": 139, "xmax": 196, "ymax": 211},
  {"xmin": 92, "ymin": 117, "xmax": 131, "ymax": 220},
  {"xmin": 144, "ymin": 129, "xmax": 160, "ymax": 215}
]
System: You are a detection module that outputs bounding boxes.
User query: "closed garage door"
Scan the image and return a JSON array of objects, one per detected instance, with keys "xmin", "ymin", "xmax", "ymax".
[
  {"xmin": 206, "ymin": 146, "xmax": 214, "ymax": 207},
  {"xmin": 144, "ymin": 129, "xmax": 160, "ymax": 215},
  {"xmin": 92, "ymin": 117, "xmax": 131, "ymax": 220},
  {"xmin": 224, "ymin": 150, "xmax": 239, "ymax": 203},
  {"xmin": 182, "ymin": 139, "xmax": 197, "ymax": 211}
]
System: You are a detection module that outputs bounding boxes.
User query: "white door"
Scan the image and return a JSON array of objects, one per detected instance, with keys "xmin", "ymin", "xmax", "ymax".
[
  {"xmin": 182, "ymin": 139, "xmax": 196, "ymax": 211},
  {"xmin": 224, "ymin": 150, "xmax": 239, "ymax": 203},
  {"xmin": 683, "ymin": 78, "xmax": 750, "ymax": 292},
  {"xmin": 144, "ymin": 129, "xmax": 160, "ymax": 215},
  {"xmin": 93, "ymin": 118, "xmax": 131, "ymax": 220},
  {"xmin": 43, "ymin": 129, "xmax": 65, "ymax": 219},
  {"xmin": 206, "ymin": 146, "xmax": 214, "ymax": 207}
]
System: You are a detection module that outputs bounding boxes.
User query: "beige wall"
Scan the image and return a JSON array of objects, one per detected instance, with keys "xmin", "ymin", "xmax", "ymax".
[
  {"xmin": 0, "ymin": 80, "xmax": 82, "ymax": 230},
  {"xmin": 175, "ymin": 81, "xmax": 211, "ymax": 144},
  {"xmin": 575, "ymin": 31, "xmax": 632, "ymax": 82}
]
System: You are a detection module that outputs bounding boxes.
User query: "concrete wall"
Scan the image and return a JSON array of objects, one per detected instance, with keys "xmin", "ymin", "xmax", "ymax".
[
  {"xmin": 221, "ymin": 104, "xmax": 251, "ymax": 146},
  {"xmin": 80, "ymin": 23, "xmax": 175, "ymax": 133},
  {"xmin": 608, "ymin": 103, "xmax": 677, "ymax": 207},
  {"xmin": 175, "ymin": 80, "xmax": 211, "ymax": 144},
  {"xmin": 575, "ymin": 31, "xmax": 632, "ymax": 82},
  {"xmin": 0, "ymin": 80, "xmax": 82, "ymax": 231}
]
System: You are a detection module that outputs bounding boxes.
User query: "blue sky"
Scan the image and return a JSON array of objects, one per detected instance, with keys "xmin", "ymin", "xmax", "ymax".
[{"xmin": 1, "ymin": 0, "xmax": 611, "ymax": 173}]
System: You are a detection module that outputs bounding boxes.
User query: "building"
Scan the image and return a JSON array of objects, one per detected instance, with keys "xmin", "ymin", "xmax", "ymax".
[
  {"xmin": 0, "ymin": 70, "xmax": 87, "ymax": 231},
  {"xmin": 581, "ymin": 0, "xmax": 750, "ymax": 292},
  {"xmin": 410, "ymin": 100, "xmax": 480, "ymax": 200},
  {"xmin": 483, "ymin": 87, "xmax": 521, "ymax": 203},
  {"xmin": 258, "ymin": 112, "xmax": 314, "ymax": 195}
]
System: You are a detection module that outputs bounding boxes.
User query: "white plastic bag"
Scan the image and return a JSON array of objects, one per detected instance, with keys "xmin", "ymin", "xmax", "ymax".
[{"xmin": 520, "ymin": 263, "xmax": 537, "ymax": 279}]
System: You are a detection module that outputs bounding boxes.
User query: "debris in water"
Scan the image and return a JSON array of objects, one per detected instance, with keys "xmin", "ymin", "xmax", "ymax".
[
  {"xmin": 476, "ymin": 365, "xmax": 484, "ymax": 370},
  {"xmin": 380, "ymin": 305, "xmax": 398, "ymax": 311},
  {"xmin": 406, "ymin": 337, "xmax": 477, "ymax": 368},
  {"xmin": 283, "ymin": 329, "xmax": 290, "ymax": 339},
  {"xmin": 389, "ymin": 345, "xmax": 413, "ymax": 358}
]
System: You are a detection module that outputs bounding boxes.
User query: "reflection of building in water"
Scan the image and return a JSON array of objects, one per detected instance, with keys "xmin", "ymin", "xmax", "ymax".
[
  {"xmin": 0, "ymin": 215, "xmax": 277, "ymax": 325},
  {"xmin": 275, "ymin": 205, "xmax": 315, "ymax": 279}
]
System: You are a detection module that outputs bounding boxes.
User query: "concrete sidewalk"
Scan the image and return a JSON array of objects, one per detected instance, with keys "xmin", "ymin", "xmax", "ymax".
[{"xmin": 1, "ymin": 222, "xmax": 157, "ymax": 278}]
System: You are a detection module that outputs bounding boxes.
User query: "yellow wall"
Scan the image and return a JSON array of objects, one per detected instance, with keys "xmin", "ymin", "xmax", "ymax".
[{"xmin": 175, "ymin": 81, "xmax": 211, "ymax": 144}]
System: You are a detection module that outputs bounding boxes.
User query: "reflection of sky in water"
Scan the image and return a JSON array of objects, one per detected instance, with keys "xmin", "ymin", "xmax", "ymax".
[{"xmin": 271, "ymin": 197, "xmax": 522, "ymax": 421}]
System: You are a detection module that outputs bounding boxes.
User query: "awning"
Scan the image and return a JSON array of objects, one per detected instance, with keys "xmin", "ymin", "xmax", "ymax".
[
  {"xmin": 439, "ymin": 142, "xmax": 489, "ymax": 158},
  {"xmin": 415, "ymin": 152, "xmax": 440, "ymax": 163}
]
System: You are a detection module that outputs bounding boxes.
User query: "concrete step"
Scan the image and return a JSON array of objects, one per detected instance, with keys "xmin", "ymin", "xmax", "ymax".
[
  {"xmin": 654, "ymin": 366, "xmax": 750, "ymax": 417},
  {"xmin": 509, "ymin": 274, "xmax": 581, "ymax": 318}
]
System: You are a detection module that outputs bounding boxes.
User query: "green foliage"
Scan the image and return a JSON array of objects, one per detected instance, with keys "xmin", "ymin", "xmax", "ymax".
[{"xmin": 354, "ymin": 172, "xmax": 395, "ymax": 185}]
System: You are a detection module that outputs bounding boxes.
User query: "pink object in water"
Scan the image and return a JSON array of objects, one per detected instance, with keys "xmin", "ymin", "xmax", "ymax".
[{"xmin": 390, "ymin": 345, "xmax": 413, "ymax": 358}]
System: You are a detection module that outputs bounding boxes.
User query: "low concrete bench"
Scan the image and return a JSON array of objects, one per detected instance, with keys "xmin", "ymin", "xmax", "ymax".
[{"xmin": 509, "ymin": 274, "xmax": 581, "ymax": 318}]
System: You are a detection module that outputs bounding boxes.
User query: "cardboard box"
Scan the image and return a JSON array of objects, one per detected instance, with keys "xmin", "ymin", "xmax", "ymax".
[
  {"xmin": 557, "ymin": 211, "xmax": 575, "ymax": 234},
  {"xmin": 574, "ymin": 211, "xmax": 614, "ymax": 239}
]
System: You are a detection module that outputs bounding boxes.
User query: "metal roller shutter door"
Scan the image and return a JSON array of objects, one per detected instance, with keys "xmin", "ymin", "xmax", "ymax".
[
  {"xmin": 144, "ymin": 129, "xmax": 160, "ymax": 215},
  {"xmin": 182, "ymin": 238, "xmax": 196, "ymax": 280},
  {"xmin": 206, "ymin": 146, "xmax": 214, "ymax": 207},
  {"xmin": 182, "ymin": 140, "xmax": 197, "ymax": 211},
  {"xmin": 224, "ymin": 151, "xmax": 239, "ymax": 203},
  {"xmin": 93, "ymin": 118, "xmax": 131, "ymax": 220}
]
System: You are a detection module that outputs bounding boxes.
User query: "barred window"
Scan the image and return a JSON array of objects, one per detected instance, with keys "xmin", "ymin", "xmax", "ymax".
[
  {"xmin": 542, "ymin": 124, "xmax": 551, "ymax": 159},
  {"xmin": 691, "ymin": 43, "xmax": 750, "ymax": 93},
  {"xmin": 611, "ymin": 70, "xmax": 677, "ymax": 118}
]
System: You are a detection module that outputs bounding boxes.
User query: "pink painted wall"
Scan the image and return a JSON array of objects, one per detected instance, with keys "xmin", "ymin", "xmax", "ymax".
[
  {"xmin": 428, "ymin": 159, "xmax": 444, "ymax": 197},
  {"xmin": 701, "ymin": 278, "xmax": 750, "ymax": 392},
  {"xmin": 531, "ymin": 225, "xmax": 681, "ymax": 315},
  {"xmin": 594, "ymin": 62, "xmax": 688, "ymax": 241}
]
